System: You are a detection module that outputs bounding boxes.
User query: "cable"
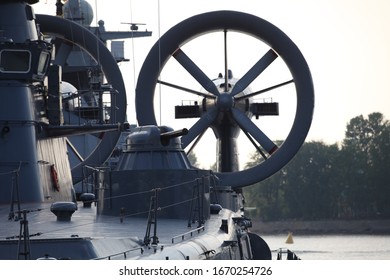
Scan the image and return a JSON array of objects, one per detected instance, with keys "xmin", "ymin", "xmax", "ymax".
[{"xmin": 157, "ymin": 0, "xmax": 162, "ymax": 125}]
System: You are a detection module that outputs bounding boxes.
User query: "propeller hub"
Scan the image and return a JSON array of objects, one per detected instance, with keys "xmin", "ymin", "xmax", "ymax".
[{"xmin": 216, "ymin": 93, "xmax": 234, "ymax": 111}]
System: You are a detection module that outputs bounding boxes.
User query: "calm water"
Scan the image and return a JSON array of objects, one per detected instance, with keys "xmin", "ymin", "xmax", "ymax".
[{"xmin": 261, "ymin": 234, "xmax": 390, "ymax": 260}]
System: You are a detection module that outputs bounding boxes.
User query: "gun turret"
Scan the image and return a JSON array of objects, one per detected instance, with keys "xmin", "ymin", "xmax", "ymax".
[{"xmin": 160, "ymin": 128, "xmax": 188, "ymax": 146}]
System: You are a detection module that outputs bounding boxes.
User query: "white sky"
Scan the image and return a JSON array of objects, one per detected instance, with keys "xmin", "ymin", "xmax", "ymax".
[{"xmin": 33, "ymin": 0, "xmax": 390, "ymax": 168}]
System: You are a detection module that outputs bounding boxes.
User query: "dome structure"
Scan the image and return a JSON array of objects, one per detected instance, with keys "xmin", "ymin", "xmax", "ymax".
[{"xmin": 63, "ymin": 0, "xmax": 94, "ymax": 26}]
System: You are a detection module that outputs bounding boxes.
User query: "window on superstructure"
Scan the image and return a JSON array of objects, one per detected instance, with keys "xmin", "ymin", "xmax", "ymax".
[{"xmin": 0, "ymin": 49, "xmax": 31, "ymax": 73}]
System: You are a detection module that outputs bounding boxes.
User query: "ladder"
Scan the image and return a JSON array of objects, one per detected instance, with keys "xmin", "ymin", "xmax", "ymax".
[
  {"xmin": 8, "ymin": 165, "xmax": 21, "ymax": 221},
  {"xmin": 188, "ymin": 178, "xmax": 205, "ymax": 228},
  {"xmin": 143, "ymin": 188, "xmax": 160, "ymax": 247},
  {"xmin": 17, "ymin": 210, "xmax": 31, "ymax": 260}
]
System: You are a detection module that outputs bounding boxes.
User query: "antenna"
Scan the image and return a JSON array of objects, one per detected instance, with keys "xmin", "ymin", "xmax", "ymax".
[{"xmin": 121, "ymin": 22, "xmax": 146, "ymax": 31}]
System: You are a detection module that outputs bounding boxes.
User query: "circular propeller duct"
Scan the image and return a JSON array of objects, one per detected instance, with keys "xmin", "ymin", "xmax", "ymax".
[
  {"xmin": 136, "ymin": 11, "xmax": 314, "ymax": 189},
  {"xmin": 36, "ymin": 14, "xmax": 127, "ymax": 184}
]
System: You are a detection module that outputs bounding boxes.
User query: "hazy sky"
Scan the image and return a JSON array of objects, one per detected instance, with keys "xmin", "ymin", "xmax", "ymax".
[{"xmin": 34, "ymin": 0, "xmax": 390, "ymax": 168}]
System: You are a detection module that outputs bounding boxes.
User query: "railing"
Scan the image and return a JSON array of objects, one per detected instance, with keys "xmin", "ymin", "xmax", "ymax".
[
  {"xmin": 171, "ymin": 226, "xmax": 205, "ymax": 244},
  {"xmin": 93, "ymin": 246, "xmax": 144, "ymax": 260}
]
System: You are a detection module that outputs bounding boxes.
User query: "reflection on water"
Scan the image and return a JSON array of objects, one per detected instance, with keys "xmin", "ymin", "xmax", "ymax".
[{"xmin": 261, "ymin": 234, "xmax": 390, "ymax": 260}]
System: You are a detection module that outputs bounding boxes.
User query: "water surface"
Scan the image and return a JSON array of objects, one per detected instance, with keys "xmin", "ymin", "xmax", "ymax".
[{"xmin": 261, "ymin": 234, "xmax": 390, "ymax": 260}]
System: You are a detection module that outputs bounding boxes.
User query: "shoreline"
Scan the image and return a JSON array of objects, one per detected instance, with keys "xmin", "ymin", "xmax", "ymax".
[{"xmin": 251, "ymin": 219, "xmax": 390, "ymax": 235}]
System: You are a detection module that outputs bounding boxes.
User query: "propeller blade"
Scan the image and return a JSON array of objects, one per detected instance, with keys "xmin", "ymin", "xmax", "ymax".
[
  {"xmin": 157, "ymin": 80, "xmax": 216, "ymax": 99},
  {"xmin": 231, "ymin": 108, "xmax": 278, "ymax": 154},
  {"xmin": 173, "ymin": 48, "xmax": 220, "ymax": 96},
  {"xmin": 231, "ymin": 49, "xmax": 278, "ymax": 97},
  {"xmin": 181, "ymin": 107, "xmax": 218, "ymax": 148},
  {"xmin": 235, "ymin": 79, "xmax": 294, "ymax": 101},
  {"xmin": 224, "ymin": 29, "xmax": 229, "ymax": 93}
]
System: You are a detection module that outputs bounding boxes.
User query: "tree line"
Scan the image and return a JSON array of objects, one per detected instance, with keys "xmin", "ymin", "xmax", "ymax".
[{"xmin": 243, "ymin": 112, "xmax": 390, "ymax": 221}]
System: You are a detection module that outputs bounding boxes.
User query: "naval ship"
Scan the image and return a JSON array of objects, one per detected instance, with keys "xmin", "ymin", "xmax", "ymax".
[{"xmin": 0, "ymin": 0, "xmax": 314, "ymax": 260}]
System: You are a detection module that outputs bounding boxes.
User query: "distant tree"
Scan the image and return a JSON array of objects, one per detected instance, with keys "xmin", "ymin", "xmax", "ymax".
[
  {"xmin": 243, "ymin": 152, "xmax": 285, "ymax": 220},
  {"xmin": 341, "ymin": 112, "xmax": 390, "ymax": 217},
  {"xmin": 241, "ymin": 112, "xmax": 390, "ymax": 221},
  {"xmin": 244, "ymin": 141, "xmax": 343, "ymax": 220},
  {"xmin": 283, "ymin": 141, "xmax": 342, "ymax": 220},
  {"xmin": 187, "ymin": 151, "xmax": 199, "ymax": 168}
]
